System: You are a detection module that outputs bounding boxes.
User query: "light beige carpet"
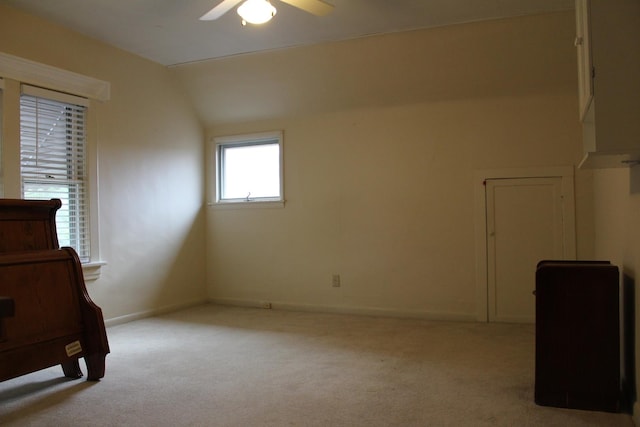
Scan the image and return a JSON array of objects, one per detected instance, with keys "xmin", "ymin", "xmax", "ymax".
[{"xmin": 0, "ymin": 304, "xmax": 634, "ymax": 426}]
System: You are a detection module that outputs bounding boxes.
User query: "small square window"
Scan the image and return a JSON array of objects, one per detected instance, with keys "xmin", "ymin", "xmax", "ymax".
[{"xmin": 214, "ymin": 131, "xmax": 284, "ymax": 205}]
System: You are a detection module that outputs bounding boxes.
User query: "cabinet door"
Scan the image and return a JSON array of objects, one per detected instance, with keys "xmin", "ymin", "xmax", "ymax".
[{"xmin": 575, "ymin": 0, "xmax": 593, "ymax": 121}]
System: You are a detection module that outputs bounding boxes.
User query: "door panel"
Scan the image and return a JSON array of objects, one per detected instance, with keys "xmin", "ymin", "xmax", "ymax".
[{"xmin": 486, "ymin": 177, "xmax": 563, "ymax": 323}]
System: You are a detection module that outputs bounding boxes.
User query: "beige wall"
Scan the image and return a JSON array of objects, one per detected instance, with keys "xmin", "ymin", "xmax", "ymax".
[
  {"xmin": 0, "ymin": 4, "xmax": 207, "ymax": 322},
  {"xmin": 201, "ymin": 12, "xmax": 590, "ymax": 319},
  {"xmin": 592, "ymin": 168, "xmax": 640, "ymax": 418},
  {"xmin": 174, "ymin": 12, "xmax": 578, "ymax": 127}
]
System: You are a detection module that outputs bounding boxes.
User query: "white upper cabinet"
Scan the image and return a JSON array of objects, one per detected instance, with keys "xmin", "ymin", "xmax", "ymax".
[
  {"xmin": 576, "ymin": 0, "xmax": 640, "ymax": 168},
  {"xmin": 574, "ymin": 0, "xmax": 593, "ymax": 121}
]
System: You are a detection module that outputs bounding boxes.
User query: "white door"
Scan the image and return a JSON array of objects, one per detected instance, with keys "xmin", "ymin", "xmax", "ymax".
[{"xmin": 486, "ymin": 177, "xmax": 564, "ymax": 323}]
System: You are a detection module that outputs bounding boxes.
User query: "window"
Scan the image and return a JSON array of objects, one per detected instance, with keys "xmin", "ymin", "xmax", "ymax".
[
  {"xmin": 20, "ymin": 85, "xmax": 90, "ymax": 262},
  {"xmin": 1, "ymin": 52, "xmax": 110, "ymax": 280},
  {"xmin": 214, "ymin": 131, "xmax": 284, "ymax": 205}
]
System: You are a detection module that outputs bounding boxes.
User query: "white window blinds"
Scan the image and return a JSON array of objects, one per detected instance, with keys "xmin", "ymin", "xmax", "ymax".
[{"xmin": 20, "ymin": 85, "xmax": 90, "ymax": 262}]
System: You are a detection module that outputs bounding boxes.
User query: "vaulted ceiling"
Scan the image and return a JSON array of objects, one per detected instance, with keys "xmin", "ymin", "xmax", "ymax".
[
  {"xmin": 5, "ymin": 0, "xmax": 573, "ymax": 66},
  {"xmin": 4, "ymin": 1, "xmax": 577, "ymax": 126}
]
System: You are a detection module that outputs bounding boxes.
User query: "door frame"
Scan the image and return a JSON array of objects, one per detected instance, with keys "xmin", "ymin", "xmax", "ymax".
[{"xmin": 473, "ymin": 167, "xmax": 576, "ymax": 322}]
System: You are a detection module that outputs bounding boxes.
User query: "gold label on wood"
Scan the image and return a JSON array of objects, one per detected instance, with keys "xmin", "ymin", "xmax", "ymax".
[{"xmin": 65, "ymin": 340, "xmax": 82, "ymax": 357}]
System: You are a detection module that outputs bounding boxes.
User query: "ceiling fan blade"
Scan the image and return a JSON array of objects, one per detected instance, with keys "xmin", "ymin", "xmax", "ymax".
[
  {"xmin": 279, "ymin": 0, "xmax": 334, "ymax": 16},
  {"xmin": 199, "ymin": 0, "xmax": 244, "ymax": 21}
]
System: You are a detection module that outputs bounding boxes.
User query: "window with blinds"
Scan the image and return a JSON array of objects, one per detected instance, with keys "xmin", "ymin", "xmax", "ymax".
[{"xmin": 20, "ymin": 86, "xmax": 90, "ymax": 262}]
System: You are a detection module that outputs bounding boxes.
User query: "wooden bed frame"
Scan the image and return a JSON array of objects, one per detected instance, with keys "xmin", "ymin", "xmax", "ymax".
[{"xmin": 0, "ymin": 199, "xmax": 109, "ymax": 381}]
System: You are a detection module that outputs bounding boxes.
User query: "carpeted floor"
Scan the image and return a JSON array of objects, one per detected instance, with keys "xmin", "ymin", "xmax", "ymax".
[{"xmin": 0, "ymin": 304, "xmax": 634, "ymax": 426}]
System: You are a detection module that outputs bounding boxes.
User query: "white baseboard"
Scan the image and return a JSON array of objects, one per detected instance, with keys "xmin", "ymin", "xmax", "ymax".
[
  {"xmin": 208, "ymin": 297, "xmax": 477, "ymax": 322},
  {"xmin": 104, "ymin": 298, "xmax": 208, "ymax": 327}
]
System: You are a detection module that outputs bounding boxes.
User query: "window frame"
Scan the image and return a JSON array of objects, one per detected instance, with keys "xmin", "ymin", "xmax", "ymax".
[
  {"xmin": 0, "ymin": 53, "xmax": 109, "ymax": 280},
  {"xmin": 212, "ymin": 130, "xmax": 285, "ymax": 208}
]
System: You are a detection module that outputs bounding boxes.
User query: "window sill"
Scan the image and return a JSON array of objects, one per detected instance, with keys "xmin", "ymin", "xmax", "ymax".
[
  {"xmin": 208, "ymin": 200, "xmax": 285, "ymax": 210},
  {"xmin": 82, "ymin": 261, "xmax": 106, "ymax": 282}
]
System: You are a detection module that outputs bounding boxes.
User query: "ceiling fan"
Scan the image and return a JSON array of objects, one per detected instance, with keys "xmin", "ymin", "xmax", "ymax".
[{"xmin": 200, "ymin": 0, "xmax": 334, "ymax": 25}]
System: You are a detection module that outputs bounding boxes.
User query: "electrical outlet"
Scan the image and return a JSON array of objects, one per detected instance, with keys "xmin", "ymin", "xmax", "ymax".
[
  {"xmin": 332, "ymin": 274, "xmax": 341, "ymax": 287},
  {"xmin": 261, "ymin": 302, "xmax": 272, "ymax": 309}
]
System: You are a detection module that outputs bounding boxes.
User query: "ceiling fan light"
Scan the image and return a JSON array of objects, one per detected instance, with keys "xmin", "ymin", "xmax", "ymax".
[{"xmin": 237, "ymin": 0, "xmax": 277, "ymax": 25}]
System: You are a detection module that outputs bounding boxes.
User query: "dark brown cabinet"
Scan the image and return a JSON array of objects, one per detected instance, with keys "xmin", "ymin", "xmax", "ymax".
[{"xmin": 535, "ymin": 260, "xmax": 624, "ymax": 412}]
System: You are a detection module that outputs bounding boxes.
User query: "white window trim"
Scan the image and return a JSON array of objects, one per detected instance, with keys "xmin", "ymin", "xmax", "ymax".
[
  {"xmin": 209, "ymin": 130, "xmax": 285, "ymax": 208},
  {"xmin": 0, "ymin": 52, "xmax": 110, "ymax": 101},
  {"xmin": 0, "ymin": 53, "xmax": 108, "ymax": 281},
  {"xmin": 83, "ymin": 261, "xmax": 107, "ymax": 281}
]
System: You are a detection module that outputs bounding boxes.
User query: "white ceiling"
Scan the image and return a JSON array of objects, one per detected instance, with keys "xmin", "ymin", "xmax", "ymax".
[{"xmin": 5, "ymin": 0, "xmax": 574, "ymax": 66}]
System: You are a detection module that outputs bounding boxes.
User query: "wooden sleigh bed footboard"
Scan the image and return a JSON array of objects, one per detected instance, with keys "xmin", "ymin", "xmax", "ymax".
[
  {"xmin": 0, "ymin": 198, "xmax": 109, "ymax": 382},
  {"xmin": 0, "ymin": 248, "xmax": 109, "ymax": 381}
]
